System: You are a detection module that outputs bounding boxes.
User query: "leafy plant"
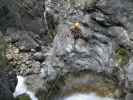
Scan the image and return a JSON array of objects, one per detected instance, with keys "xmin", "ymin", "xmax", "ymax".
[
  {"xmin": 15, "ymin": 95, "xmax": 31, "ymax": 100},
  {"xmin": 115, "ymin": 48, "xmax": 129, "ymax": 66}
]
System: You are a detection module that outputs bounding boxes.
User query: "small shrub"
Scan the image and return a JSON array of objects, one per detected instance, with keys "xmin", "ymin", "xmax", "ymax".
[
  {"xmin": 15, "ymin": 95, "xmax": 31, "ymax": 100},
  {"xmin": 115, "ymin": 48, "xmax": 129, "ymax": 66}
]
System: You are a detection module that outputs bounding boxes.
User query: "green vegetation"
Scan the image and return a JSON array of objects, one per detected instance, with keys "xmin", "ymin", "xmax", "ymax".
[
  {"xmin": 15, "ymin": 95, "xmax": 31, "ymax": 100},
  {"xmin": 48, "ymin": 32, "xmax": 56, "ymax": 40},
  {"xmin": 115, "ymin": 48, "xmax": 129, "ymax": 66}
]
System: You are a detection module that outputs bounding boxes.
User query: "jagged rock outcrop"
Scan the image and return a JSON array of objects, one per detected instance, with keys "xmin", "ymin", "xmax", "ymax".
[
  {"xmin": 0, "ymin": 70, "xmax": 17, "ymax": 100},
  {"xmin": 1, "ymin": 0, "xmax": 133, "ymax": 99},
  {"xmin": 41, "ymin": 0, "xmax": 133, "ymax": 99},
  {"xmin": 0, "ymin": 0, "xmax": 46, "ymax": 39}
]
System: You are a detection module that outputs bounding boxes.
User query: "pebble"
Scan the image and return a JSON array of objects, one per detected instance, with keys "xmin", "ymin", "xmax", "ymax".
[{"xmin": 33, "ymin": 52, "xmax": 45, "ymax": 61}]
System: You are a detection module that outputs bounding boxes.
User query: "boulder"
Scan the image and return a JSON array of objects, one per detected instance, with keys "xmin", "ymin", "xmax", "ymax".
[{"xmin": 0, "ymin": 70, "xmax": 17, "ymax": 100}]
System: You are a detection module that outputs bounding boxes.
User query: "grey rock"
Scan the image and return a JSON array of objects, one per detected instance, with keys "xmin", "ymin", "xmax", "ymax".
[
  {"xmin": 41, "ymin": 22, "xmax": 116, "ymax": 81},
  {"xmin": 33, "ymin": 52, "xmax": 45, "ymax": 62},
  {"xmin": 91, "ymin": 12, "xmax": 113, "ymax": 27},
  {"xmin": 108, "ymin": 26, "xmax": 130, "ymax": 46},
  {"xmin": 16, "ymin": 33, "xmax": 39, "ymax": 51},
  {"xmin": 6, "ymin": 30, "xmax": 40, "ymax": 51},
  {"xmin": 129, "ymin": 32, "xmax": 133, "ymax": 41},
  {"xmin": 31, "ymin": 61, "xmax": 41, "ymax": 74},
  {"xmin": 42, "ymin": 1, "xmax": 133, "ymax": 87},
  {"xmin": 41, "ymin": 62, "xmax": 57, "ymax": 81},
  {"xmin": 0, "ymin": 1, "xmax": 17, "ymax": 31},
  {"xmin": 0, "ymin": 31, "xmax": 3, "ymax": 37},
  {"xmin": 96, "ymin": 0, "xmax": 133, "ymax": 32},
  {"xmin": 25, "ymin": 74, "xmax": 46, "ymax": 93},
  {"xmin": 128, "ymin": 63, "xmax": 133, "ymax": 81},
  {"xmin": 0, "ymin": 81, "xmax": 15, "ymax": 100},
  {"xmin": 23, "ymin": 18, "xmax": 46, "ymax": 35},
  {"xmin": 0, "ymin": 70, "xmax": 17, "ymax": 100},
  {"xmin": 82, "ymin": 14, "xmax": 92, "ymax": 26},
  {"xmin": 6, "ymin": 27, "xmax": 18, "ymax": 34},
  {"xmin": 0, "ymin": 0, "xmax": 45, "ymax": 35},
  {"xmin": 125, "ymin": 93, "xmax": 133, "ymax": 100},
  {"xmin": 2, "ymin": 0, "xmax": 133, "ymax": 99}
]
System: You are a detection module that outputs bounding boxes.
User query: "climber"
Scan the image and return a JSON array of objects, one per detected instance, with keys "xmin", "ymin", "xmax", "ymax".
[
  {"xmin": 70, "ymin": 21, "xmax": 88, "ymax": 42},
  {"xmin": 70, "ymin": 21, "xmax": 81, "ymax": 40},
  {"xmin": 71, "ymin": 21, "xmax": 80, "ymax": 30}
]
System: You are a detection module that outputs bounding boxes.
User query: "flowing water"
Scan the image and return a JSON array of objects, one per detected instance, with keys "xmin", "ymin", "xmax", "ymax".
[
  {"xmin": 63, "ymin": 93, "xmax": 114, "ymax": 100},
  {"xmin": 47, "ymin": 72, "xmax": 124, "ymax": 100},
  {"xmin": 14, "ymin": 72, "xmax": 124, "ymax": 100},
  {"xmin": 13, "ymin": 76, "xmax": 38, "ymax": 100}
]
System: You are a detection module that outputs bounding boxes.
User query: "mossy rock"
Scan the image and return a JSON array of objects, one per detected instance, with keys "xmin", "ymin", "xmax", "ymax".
[
  {"xmin": 115, "ymin": 48, "xmax": 129, "ymax": 65},
  {"xmin": 15, "ymin": 95, "xmax": 31, "ymax": 100}
]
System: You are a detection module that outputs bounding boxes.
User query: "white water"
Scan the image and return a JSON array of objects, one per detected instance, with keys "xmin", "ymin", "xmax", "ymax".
[
  {"xmin": 14, "ymin": 76, "xmax": 115, "ymax": 100},
  {"xmin": 13, "ymin": 76, "xmax": 38, "ymax": 100},
  {"xmin": 63, "ymin": 93, "xmax": 115, "ymax": 100}
]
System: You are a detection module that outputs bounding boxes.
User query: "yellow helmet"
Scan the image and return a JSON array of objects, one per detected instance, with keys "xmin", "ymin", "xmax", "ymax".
[
  {"xmin": 74, "ymin": 21, "xmax": 80, "ymax": 29},
  {"xmin": 71, "ymin": 21, "xmax": 80, "ymax": 30}
]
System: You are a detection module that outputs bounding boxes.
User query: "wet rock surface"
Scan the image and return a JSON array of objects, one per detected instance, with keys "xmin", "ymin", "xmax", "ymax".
[{"xmin": 41, "ymin": 0, "xmax": 133, "ymax": 99}]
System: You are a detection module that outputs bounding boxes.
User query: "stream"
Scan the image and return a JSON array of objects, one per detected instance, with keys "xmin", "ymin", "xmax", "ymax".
[{"xmin": 14, "ymin": 71, "xmax": 124, "ymax": 100}]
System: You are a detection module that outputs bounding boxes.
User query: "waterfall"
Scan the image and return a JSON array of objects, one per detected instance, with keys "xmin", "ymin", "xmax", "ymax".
[{"xmin": 13, "ymin": 76, "xmax": 38, "ymax": 100}]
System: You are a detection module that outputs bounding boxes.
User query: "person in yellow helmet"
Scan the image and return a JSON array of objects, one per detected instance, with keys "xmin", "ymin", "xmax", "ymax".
[
  {"xmin": 72, "ymin": 22, "xmax": 81, "ymax": 30},
  {"xmin": 70, "ymin": 21, "xmax": 88, "ymax": 42},
  {"xmin": 70, "ymin": 21, "xmax": 82, "ymax": 40}
]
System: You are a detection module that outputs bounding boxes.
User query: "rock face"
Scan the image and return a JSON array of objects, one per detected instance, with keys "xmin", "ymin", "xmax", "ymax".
[
  {"xmin": 42, "ymin": 0, "xmax": 130, "ymax": 80},
  {"xmin": 125, "ymin": 93, "xmax": 133, "ymax": 100},
  {"xmin": 41, "ymin": 0, "xmax": 133, "ymax": 99},
  {"xmin": 0, "ymin": 70, "xmax": 17, "ymax": 100},
  {"xmin": 46, "ymin": 72, "xmax": 123, "ymax": 100},
  {"xmin": 6, "ymin": 30, "xmax": 40, "ymax": 51},
  {"xmin": 0, "ymin": 0, "xmax": 49, "ymax": 45},
  {"xmin": 1, "ymin": 0, "xmax": 133, "ymax": 99}
]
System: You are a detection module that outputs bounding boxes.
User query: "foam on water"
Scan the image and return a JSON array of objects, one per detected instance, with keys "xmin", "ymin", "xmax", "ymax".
[
  {"xmin": 14, "ymin": 76, "xmax": 115, "ymax": 100},
  {"xmin": 13, "ymin": 76, "xmax": 38, "ymax": 100},
  {"xmin": 63, "ymin": 93, "xmax": 115, "ymax": 100}
]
